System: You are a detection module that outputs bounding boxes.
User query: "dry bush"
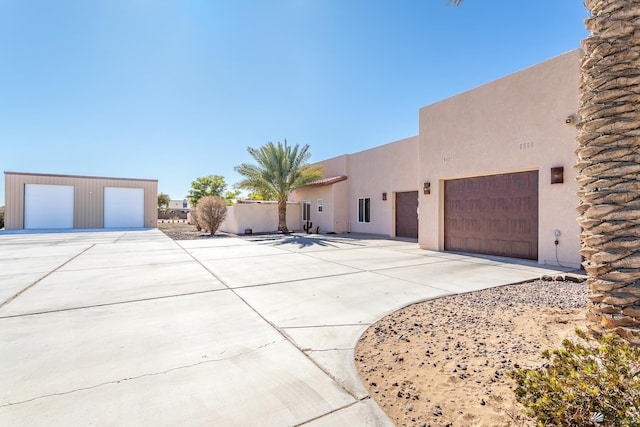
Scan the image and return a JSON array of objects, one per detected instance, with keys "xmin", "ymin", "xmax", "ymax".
[
  {"xmin": 188, "ymin": 210, "xmax": 201, "ymax": 231},
  {"xmin": 195, "ymin": 196, "xmax": 227, "ymax": 235},
  {"xmin": 510, "ymin": 328, "xmax": 640, "ymax": 426}
]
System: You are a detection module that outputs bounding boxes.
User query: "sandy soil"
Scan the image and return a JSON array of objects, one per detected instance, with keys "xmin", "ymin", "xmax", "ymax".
[
  {"xmin": 157, "ymin": 220, "xmax": 233, "ymax": 240},
  {"xmin": 355, "ymin": 278, "xmax": 589, "ymax": 427}
]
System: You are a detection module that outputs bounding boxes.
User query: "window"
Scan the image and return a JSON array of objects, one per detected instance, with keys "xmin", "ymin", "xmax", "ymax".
[
  {"xmin": 302, "ymin": 200, "xmax": 311, "ymax": 221},
  {"xmin": 358, "ymin": 198, "xmax": 371, "ymax": 223},
  {"xmin": 317, "ymin": 199, "xmax": 323, "ymax": 213}
]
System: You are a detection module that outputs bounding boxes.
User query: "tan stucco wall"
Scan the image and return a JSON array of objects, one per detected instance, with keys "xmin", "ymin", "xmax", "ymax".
[
  {"xmin": 220, "ymin": 202, "xmax": 301, "ymax": 234},
  {"xmin": 290, "ymin": 155, "xmax": 350, "ymax": 233},
  {"xmin": 4, "ymin": 172, "xmax": 158, "ymax": 229},
  {"xmin": 418, "ymin": 49, "xmax": 582, "ymax": 267},
  {"xmin": 292, "ymin": 137, "xmax": 419, "ymax": 236},
  {"xmin": 316, "ymin": 155, "xmax": 349, "ymax": 178},
  {"xmin": 292, "ymin": 180, "xmax": 350, "ymax": 233},
  {"xmin": 346, "ymin": 136, "xmax": 419, "ymax": 235}
]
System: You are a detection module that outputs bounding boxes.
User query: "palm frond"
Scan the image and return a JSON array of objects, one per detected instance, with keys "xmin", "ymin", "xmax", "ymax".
[{"xmin": 234, "ymin": 140, "xmax": 323, "ymax": 202}]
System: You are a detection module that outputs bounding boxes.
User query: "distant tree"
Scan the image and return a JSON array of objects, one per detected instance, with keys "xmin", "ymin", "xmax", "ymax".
[
  {"xmin": 188, "ymin": 175, "xmax": 227, "ymax": 207},
  {"xmin": 246, "ymin": 192, "xmax": 265, "ymax": 201},
  {"xmin": 234, "ymin": 140, "xmax": 323, "ymax": 232},
  {"xmin": 157, "ymin": 193, "xmax": 170, "ymax": 213},
  {"xmin": 223, "ymin": 189, "xmax": 241, "ymax": 205},
  {"xmin": 246, "ymin": 188, "xmax": 276, "ymax": 201},
  {"xmin": 195, "ymin": 195, "xmax": 227, "ymax": 235},
  {"xmin": 0, "ymin": 206, "xmax": 4, "ymax": 229}
]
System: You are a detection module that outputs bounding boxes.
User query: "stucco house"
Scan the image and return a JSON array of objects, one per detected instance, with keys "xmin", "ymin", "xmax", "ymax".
[
  {"xmin": 168, "ymin": 199, "xmax": 192, "ymax": 212},
  {"xmin": 291, "ymin": 49, "xmax": 582, "ymax": 268}
]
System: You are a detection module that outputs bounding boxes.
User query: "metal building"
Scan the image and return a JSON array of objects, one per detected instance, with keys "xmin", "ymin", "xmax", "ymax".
[{"xmin": 4, "ymin": 172, "xmax": 158, "ymax": 230}]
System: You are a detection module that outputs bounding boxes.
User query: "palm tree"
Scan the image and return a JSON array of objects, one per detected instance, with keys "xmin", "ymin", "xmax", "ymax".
[
  {"xmin": 235, "ymin": 140, "xmax": 323, "ymax": 232},
  {"xmin": 451, "ymin": 0, "xmax": 640, "ymax": 343},
  {"xmin": 575, "ymin": 0, "xmax": 640, "ymax": 344}
]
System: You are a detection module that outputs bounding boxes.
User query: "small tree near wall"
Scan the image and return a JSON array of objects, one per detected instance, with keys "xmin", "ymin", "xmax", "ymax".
[
  {"xmin": 188, "ymin": 175, "xmax": 227, "ymax": 207},
  {"xmin": 196, "ymin": 196, "xmax": 227, "ymax": 235}
]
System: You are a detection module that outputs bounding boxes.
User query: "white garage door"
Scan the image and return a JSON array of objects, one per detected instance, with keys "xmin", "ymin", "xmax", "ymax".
[
  {"xmin": 104, "ymin": 187, "xmax": 144, "ymax": 228},
  {"xmin": 24, "ymin": 184, "xmax": 74, "ymax": 229}
]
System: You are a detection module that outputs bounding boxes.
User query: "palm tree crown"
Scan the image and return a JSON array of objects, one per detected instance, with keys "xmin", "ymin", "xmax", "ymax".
[{"xmin": 235, "ymin": 140, "xmax": 323, "ymax": 232}]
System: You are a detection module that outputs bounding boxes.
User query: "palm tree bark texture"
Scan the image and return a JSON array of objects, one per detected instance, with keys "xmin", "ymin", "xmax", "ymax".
[{"xmin": 577, "ymin": 0, "xmax": 640, "ymax": 344}]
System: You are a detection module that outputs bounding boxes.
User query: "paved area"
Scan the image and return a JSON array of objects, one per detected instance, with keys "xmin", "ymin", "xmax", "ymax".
[{"xmin": 0, "ymin": 229, "xmax": 573, "ymax": 426}]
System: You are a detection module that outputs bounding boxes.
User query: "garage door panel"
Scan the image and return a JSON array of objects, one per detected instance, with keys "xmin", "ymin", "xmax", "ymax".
[
  {"xmin": 104, "ymin": 187, "xmax": 144, "ymax": 228},
  {"xmin": 24, "ymin": 184, "xmax": 74, "ymax": 229},
  {"xmin": 444, "ymin": 171, "xmax": 538, "ymax": 260}
]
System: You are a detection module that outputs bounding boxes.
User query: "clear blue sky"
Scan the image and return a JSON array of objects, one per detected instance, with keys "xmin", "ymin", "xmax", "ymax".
[{"xmin": 0, "ymin": 1, "xmax": 588, "ymax": 203}]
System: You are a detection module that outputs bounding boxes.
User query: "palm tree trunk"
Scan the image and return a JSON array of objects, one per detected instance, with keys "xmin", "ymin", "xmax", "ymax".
[
  {"xmin": 577, "ymin": 0, "xmax": 640, "ymax": 344},
  {"xmin": 277, "ymin": 199, "xmax": 288, "ymax": 232}
]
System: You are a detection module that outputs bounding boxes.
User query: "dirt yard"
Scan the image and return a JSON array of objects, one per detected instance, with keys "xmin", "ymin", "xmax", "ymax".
[
  {"xmin": 157, "ymin": 219, "xmax": 233, "ymax": 240},
  {"xmin": 355, "ymin": 278, "xmax": 589, "ymax": 427}
]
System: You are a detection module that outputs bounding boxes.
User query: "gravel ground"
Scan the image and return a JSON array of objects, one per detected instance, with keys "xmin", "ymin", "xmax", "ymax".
[
  {"xmin": 355, "ymin": 279, "xmax": 589, "ymax": 427},
  {"xmin": 157, "ymin": 220, "xmax": 234, "ymax": 240}
]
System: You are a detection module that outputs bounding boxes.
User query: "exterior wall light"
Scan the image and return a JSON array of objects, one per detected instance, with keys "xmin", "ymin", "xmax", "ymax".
[
  {"xmin": 423, "ymin": 182, "xmax": 431, "ymax": 195},
  {"xmin": 382, "ymin": 192, "xmax": 387, "ymax": 201},
  {"xmin": 551, "ymin": 167, "xmax": 564, "ymax": 184}
]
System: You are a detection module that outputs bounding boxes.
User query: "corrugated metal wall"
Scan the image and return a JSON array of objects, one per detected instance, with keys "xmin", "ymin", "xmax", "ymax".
[{"xmin": 4, "ymin": 172, "xmax": 158, "ymax": 230}]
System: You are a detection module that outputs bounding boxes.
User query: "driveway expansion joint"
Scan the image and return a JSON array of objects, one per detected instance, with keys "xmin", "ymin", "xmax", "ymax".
[
  {"xmin": 0, "ymin": 244, "xmax": 96, "ymax": 310},
  {"xmin": 282, "ymin": 323, "xmax": 370, "ymax": 329},
  {"xmin": 176, "ymin": 240, "xmax": 365, "ymax": 402},
  {"xmin": 0, "ymin": 288, "xmax": 229, "ymax": 319},
  {"xmin": 0, "ymin": 232, "xmax": 572, "ymax": 425},
  {"xmin": 0, "ymin": 339, "xmax": 281, "ymax": 408},
  {"xmin": 294, "ymin": 398, "xmax": 371, "ymax": 426}
]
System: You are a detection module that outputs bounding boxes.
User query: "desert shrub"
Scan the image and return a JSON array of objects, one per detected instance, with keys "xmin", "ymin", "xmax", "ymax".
[
  {"xmin": 195, "ymin": 195, "xmax": 227, "ymax": 235},
  {"xmin": 188, "ymin": 210, "xmax": 201, "ymax": 231},
  {"xmin": 509, "ymin": 328, "xmax": 640, "ymax": 427}
]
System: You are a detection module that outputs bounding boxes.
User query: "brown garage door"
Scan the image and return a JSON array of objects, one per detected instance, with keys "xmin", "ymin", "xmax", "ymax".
[
  {"xmin": 444, "ymin": 171, "xmax": 538, "ymax": 260},
  {"xmin": 396, "ymin": 191, "xmax": 418, "ymax": 239}
]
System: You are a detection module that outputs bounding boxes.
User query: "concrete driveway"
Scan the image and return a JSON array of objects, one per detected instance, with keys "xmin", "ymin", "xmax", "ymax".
[{"xmin": 0, "ymin": 229, "xmax": 572, "ymax": 426}]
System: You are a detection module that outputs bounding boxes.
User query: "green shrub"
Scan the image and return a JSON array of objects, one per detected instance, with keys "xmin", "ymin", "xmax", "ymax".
[
  {"xmin": 0, "ymin": 208, "xmax": 4, "ymax": 229},
  {"xmin": 509, "ymin": 328, "xmax": 640, "ymax": 426}
]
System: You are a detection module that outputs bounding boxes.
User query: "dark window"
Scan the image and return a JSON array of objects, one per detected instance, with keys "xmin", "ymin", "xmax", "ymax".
[
  {"xmin": 358, "ymin": 198, "xmax": 370, "ymax": 223},
  {"xmin": 302, "ymin": 201, "xmax": 311, "ymax": 221}
]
